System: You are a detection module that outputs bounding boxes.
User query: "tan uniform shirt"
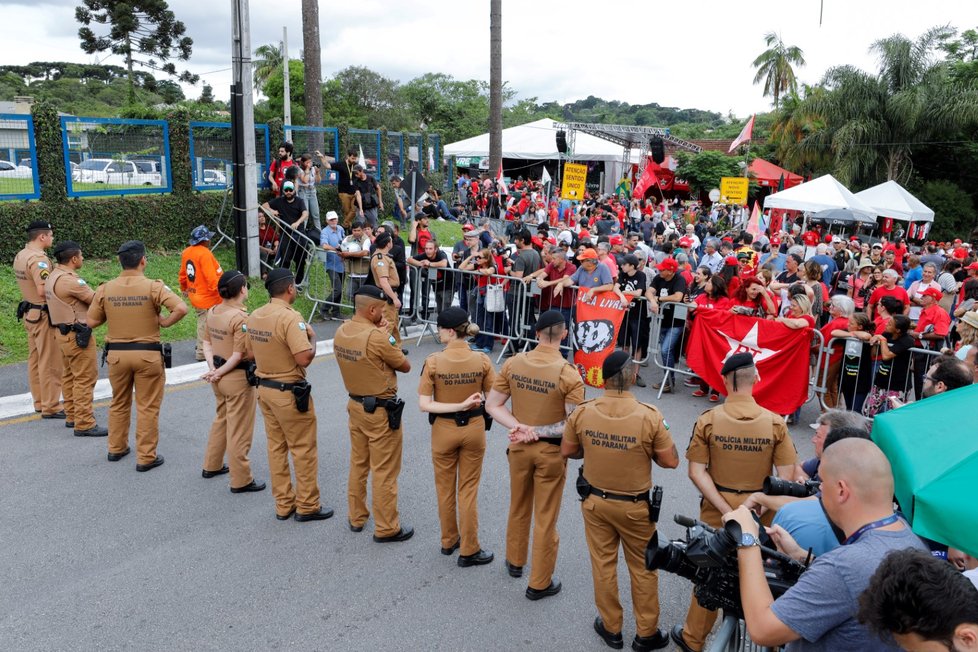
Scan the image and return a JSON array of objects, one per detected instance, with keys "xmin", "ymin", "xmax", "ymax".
[
  {"xmin": 685, "ymin": 394, "xmax": 797, "ymax": 492},
  {"xmin": 205, "ymin": 302, "xmax": 250, "ymax": 360},
  {"xmin": 46, "ymin": 265, "xmax": 94, "ymax": 325},
  {"xmin": 565, "ymin": 391, "xmax": 674, "ymax": 494},
  {"xmin": 246, "ymin": 298, "xmax": 311, "ymax": 383},
  {"xmin": 418, "ymin": 339, "xmax": 495, "ymax": 401},
  {"xmin": 370, "ymin": 251, "xmax": 399, "ymax": 288},
  {"xmin": 493, "ymin": 347, "xmax": 585, "ymax": 427},
  {"xmin": 13, "ymin": 243, "xmax": 50, "ymax": 315},
  {"xmin": 334, "ymin": 314, "xmax": 406, "ymax": 399},
  {"xmin": 88, "ymin": 271, "xmax": 183, "ymax": 343}
]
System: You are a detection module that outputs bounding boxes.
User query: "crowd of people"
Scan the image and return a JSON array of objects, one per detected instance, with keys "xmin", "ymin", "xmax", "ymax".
[{"xmin": 13, "ymin": 164, "xmax": 978, "ymax": 651}]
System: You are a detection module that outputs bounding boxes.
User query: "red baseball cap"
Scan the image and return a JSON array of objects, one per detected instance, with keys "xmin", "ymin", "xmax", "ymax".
[
  {"xmin": 609, "ymin": 234, "xmax": 624, "ymax": 245},
  {"xmin": 921, "ymin": 287, "xmax": 943, "ymax": 301},
  {"xmin": 678, "ymin": 237, "xmax": 694, "ymax": 248},
  {"xmin": 462, "ymin": 224, "xmax": 475, "ymax": 232},
  {"xmin": 724, "ymin": 255, "xmax": 739, "ymax": 266},
  {"xmin": 967, "ymin": 262, "xmax": 978, "ymax": 270},
  {"xmin": 656, "ymin": 257, "xmax": 679, "ymax": 272}
]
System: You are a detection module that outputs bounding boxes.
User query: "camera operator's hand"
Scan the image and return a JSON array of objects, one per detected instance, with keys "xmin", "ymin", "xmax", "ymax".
[
  {"xmin": 765, "ymin": 524, "xmax": 809, "ymax": 564},
  {"xmin": 742, "ymin": 492, "xmax": 770, "ymax": 517},
  {"xmin": 722, "ymin": 505, "xmax": 760, "ymax": 538}
]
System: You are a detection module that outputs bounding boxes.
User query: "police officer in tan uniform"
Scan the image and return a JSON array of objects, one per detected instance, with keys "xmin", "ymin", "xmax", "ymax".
[
  {"xmin": 418, "ymin": 307, "xmax": 495, "ymax": 566},
  {"xmin": 334, "ymin": 285, "xmax": 413, "ymax": 542},
  {"xmin": 14, "ymin": 220, "xmax": 63, "ymax": 418},
  {"xmin": 247, "ymin": 268, "xmax": 332, "ymax": 521},
  {"xmin": 46, "ymin": 240, "xmax": 106, "ymax": 437},
  {"xmin": 87, "ymin": 241, "xmax": 188, "ymax": 471},
  {"xmin": 562, "ymin": 350, "xmax": 680, "ymax": 651},
  {"xmin": 486, "ymin": 309, "xmax": 585, "ymax": 600},
  {"xmin": 369, "ymin": 231, "xmax": 402, "ymax": 347},
  {"xmin": 200, "ymin": 270, "xmax": 265, "ymax": 494},
  {"xmin": 671, "ymin": 352, "xmax": 798, "ymax": 652}
]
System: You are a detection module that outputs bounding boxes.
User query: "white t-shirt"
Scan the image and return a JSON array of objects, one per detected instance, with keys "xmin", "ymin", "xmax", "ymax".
[{"xmin": 965, "ymin": 567, "xmax": 978, "ymax": 590}]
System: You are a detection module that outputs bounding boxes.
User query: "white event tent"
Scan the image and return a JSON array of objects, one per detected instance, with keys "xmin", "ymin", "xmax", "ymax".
[
  {"xmin": 763, "ymin": 174, "xmax": 877, "ymax": 217},
  {"xmin": 855, "ymin": 180, "xmax": 935, "ymax": 223}
]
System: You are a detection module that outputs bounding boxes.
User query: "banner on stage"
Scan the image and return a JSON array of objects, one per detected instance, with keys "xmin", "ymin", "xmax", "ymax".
[
  {"xmin": 561, "ymin": 163, "xmax": 588, "ymax": 200},
  {"xmin": 686, "ymin": 309, "xmax": 811, "ymax": 414},
  {"xmin": 572, "ymin": 289, "xmax": 632, "ymax": 387},
  {"xmin": 720, "ymin": 177, "xmax": 749, "ymax": 205}
]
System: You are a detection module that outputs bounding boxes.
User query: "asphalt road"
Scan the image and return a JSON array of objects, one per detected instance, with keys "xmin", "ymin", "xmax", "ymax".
[{"xmin": 0, "ymin": 335, "xmax": 817, "ymax": 651}]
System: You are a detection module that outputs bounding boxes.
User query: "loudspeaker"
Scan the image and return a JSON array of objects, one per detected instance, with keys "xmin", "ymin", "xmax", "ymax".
[
  {"xmin": 556, "ymin": 130, "xmax": 568, "ymax": 154},
  {"xmin": 650, "ymin": 136, "xmax": 665, "ymax": 164}
]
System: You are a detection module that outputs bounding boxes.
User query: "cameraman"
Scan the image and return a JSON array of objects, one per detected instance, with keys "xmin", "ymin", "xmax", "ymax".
[
  {"xmin": 562, "ymin": 351, "xmax": 679, "ymax": 651},
  {"xmin": 673, "ymin": 353, "xmax": 798, "ymax": 652},
  {"xmin": 724, "ymin": 439, "xmax": 926, "ymax": 650}
]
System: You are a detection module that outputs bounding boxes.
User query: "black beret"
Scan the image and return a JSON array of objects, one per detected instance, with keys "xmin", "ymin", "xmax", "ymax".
[
  {"xmin": 602, "ymin": 350, "xmax": 632, "ymax": 381},
  {"xmin": 117, "ymin": 240, "xmax": 145, "ymax": 256},
  {"xmin": 437, "ymin": 307, "xmax": 469, "ymax": 329},
  {"xmin": 720, "ymin": 352, "xmax": 755, "ymax": 376},
  {"xmin": 534, "ymin": 309, "xmax": 566, "ymax": 332},
  {"xmin": 355, "ymin": 284, "xmax": 388, "ymax": 302},
  {"xmin": 263, "ymin": 267, "xmax": 294, "ymax": 291},
  {"xmin": 27, "ymin": 220, "xmax": 53, "ymax": 232},
  {"xmin": 53, "ymin": 240, "xmax": 81, "ymax": 257}
]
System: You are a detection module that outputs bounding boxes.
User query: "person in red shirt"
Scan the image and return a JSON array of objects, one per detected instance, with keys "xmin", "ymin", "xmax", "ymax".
[
  {"xmin": 913, "ymin": 287, "xmax": 951, "ymax": 346},
  {"xmin": 883, "ymin": 239, "xmax": 908, "ymax": 265},
  {"xmin": 802, "ymin": 229, "xmax": 820, "ymax": 248},
  {"xmin": 268, "ymin": 142, "xmax": 297, "ymax": 197},
  {"xmin": 867, "ymin": 269, "xmax": 910, "ymax": 320},
  {"xmin": 730, "ymin": 277, "xmax": 777, "ymax": 318}
]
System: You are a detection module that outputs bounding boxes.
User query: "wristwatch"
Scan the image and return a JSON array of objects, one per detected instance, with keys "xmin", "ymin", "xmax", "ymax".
[{"xmin": 738, "ymin": 533, "xmax": 760, "ymax": 549}]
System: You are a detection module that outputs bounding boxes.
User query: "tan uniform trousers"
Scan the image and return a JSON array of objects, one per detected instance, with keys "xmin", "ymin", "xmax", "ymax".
[
  {"xmin": 431, "ymin": 419, "xmax": 486, "ymax": 555},
  {"xmin": 25, "ymin": 318, "xmax": 62, "ymax": 414},
  {"xmin": 203, "ymin": 370, "xmax": 257, "ymax": 488},
  {"xmin": 106, "ymin": 350, "xmax": 165, "ymax": 465},
  {"xmin": 823, "ymin": 358, "xmax": 842, "ymax": 409},
  {"xmin": 257, "ymin": 386, "xmax": 320, "ymax": 517},
  {"xmin": 383, "ymin": 303, "xmax": 401, "ymax": 345},
  {"xmin": 347, "ymin": 399, "xmax": 403, "ymax": 537},
  {"xmin": 681, "ymin": 491, "xmax": 775, "ymax": 650},
  {"xmin": 506, "ymin": 441, "xmax": 566, "ymax": 590},
  {"xmin": 582, "ymin": 495, "xmax": 661, "ymax": 637},
  {"xmin": 55, "ymin": 330, "xmax": 98, "ymax": 430},
  {"xmin": 194, "ymin": 309, "xmax": 208, "ymax": 360},
  {"xmin": 339, "ymin": 192, "xmax": 357, "ymax": 228}
]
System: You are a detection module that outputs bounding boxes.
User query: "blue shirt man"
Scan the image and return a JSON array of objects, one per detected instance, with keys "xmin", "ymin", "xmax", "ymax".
[{"xmin": 319, "ymin": 215, "xmax": 345, "ymax": 273}]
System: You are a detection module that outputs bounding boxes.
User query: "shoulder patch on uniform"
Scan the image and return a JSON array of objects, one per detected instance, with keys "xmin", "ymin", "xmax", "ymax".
[
  {"xmin": 241, "ymin": 324, "xmax": 248, "ymax": 332},
  {"xmin": 298, "ymin": 322, "xmax": 307, "ymax": 331},
  {"xmin": 376, "ymin": 261, "xmax": 385, "ymax": 267},
  {"xmin": 78, "ymin": 279, "xmax": 87, "ymax": 285},
  {"xmin": 37, "ymin": 261, "xmax": 48, "ymax": 269},
  {"xmin": 163, "ymin": 285, "xmax": 172, "ymax": 292},
  {"xmin": 388, "ymin": 334, "xmax": 397, "ymax": 346}
]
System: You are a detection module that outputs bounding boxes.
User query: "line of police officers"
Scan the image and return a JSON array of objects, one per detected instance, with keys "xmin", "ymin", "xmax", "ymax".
[{"xmin": 15, "ymin": 222, "xmax": 799, "ymax": 651}]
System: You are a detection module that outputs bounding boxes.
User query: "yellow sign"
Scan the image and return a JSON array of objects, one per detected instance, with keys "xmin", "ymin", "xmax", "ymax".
[
  {"xmin": 561, "ymin": 162, "xmax": 588, "ymax": 200},
  {"xmin": 719, "ymin": 177, "xmax": 749, "ymax": 205}
]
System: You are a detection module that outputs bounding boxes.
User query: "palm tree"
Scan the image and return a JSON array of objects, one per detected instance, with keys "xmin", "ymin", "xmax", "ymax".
[
  {"xmin": 488, "ymin": 0, "xmax": 502, "ymax": 177},
  {"xmin": 752, "ymin": 32, "xmax": 806, "ymax": 109},
  {"xmin": 253, "ymin": 42, "xmax": 282, "ymax": 96},
  {"xmin": 301, "ymin": 0, "xmax": 324, "ymax": 138}
]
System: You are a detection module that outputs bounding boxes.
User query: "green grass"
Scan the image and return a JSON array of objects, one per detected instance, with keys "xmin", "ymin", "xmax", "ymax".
[{"xmin": 0, "ymin": 222, "xmax": 461, "ymax": 367}]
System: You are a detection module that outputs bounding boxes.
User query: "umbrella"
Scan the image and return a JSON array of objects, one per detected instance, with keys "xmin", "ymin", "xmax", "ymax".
[
  {"xmin": 872, "ymin": 384, "xmax": 978, "ymax": 558},
  {"xmin": 811, "ymin": 208, "xmax": 878, "ymax": 226}
]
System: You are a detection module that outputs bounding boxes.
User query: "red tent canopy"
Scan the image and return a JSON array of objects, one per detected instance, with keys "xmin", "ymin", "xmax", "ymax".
[{"xmin": 749, "ymin": 159, "xmax": 803, "ymax": 189}]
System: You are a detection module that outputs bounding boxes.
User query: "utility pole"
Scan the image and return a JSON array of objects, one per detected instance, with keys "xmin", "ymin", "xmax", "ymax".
[
  {"xmin": 488, "ymin": 0, "xmax": 502, "ymax": 177},
  {"xmin": 230, "ymin": 0, "xmax": 260, "ymax": 277},
  {"xmin": 282, "ymin": 26, "xmax": 291, "ymax": 127}
]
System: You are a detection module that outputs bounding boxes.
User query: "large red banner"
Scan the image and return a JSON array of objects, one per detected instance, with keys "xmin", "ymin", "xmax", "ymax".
[
  {"xmin": 686, "ymin": 309, "xmax": 811, "ymax": 414},
  {"xmin": 572, "ymin": 289, "xmax": 631, "ymax": 387}
]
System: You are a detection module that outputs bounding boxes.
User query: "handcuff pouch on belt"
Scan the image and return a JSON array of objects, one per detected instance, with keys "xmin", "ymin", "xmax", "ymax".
[
  {"xmin": 16, "ymin": 301, "xmax": 50, "ymax": 326},
  {"xmin": 55, "ymin": 323, "xmax": 93, "ymax": 348},
  {"xmin": 291, "ymin": 380, "xmax": 312, "ymax": 413},
  {"xmin": 356, "ymin": 395, "xmax": 406, "ymax": 430},
  {"xmin": 576, "ymin": 466, "xmax": 663, "ymax": 523}
]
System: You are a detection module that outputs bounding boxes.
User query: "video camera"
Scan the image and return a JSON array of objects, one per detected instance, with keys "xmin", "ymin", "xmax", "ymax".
[
  {"xmin": 645, "ymin": 515, "xmax": 808, "ymax": 618},
  {"xmin": 763, "ymin": 476, "xmax": 821, "ymax": 498}
]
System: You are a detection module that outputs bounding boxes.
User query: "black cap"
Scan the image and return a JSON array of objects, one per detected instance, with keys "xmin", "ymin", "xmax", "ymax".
[
  {"xmin": 263, "ymin": 267, "xmax": 294, "ymax": 291},
  {"xmin": 720, "ymin": 352, "xmax": 755, "ymax": 376},
  {"xmin": 534, "ymin": 310, "xmax": 566, "ymax": 332},
  {"xmin": 53, "ymin": 240, "xmax": 81, "ymax": 257},
  {"xmin": 117, "ymin": 240, "xmax": 145, "ymax": 256},
  {"xmin": 218, "ymin": 269, "xmax": 245, "ymax": 292},
  {"xmin": 437, "ymin": 307, "xmax": 469, "ymax": 329},
  {"xmin": 602, "ymin": 350, "xmax": 632, "ymax": 381},
  {"xmin": 27, "ymin": 220, "xmax": 53, "ymax": 232},
  {"xmin": 355, "ymin": 284, "xmax": 389, "ymax": 302}
]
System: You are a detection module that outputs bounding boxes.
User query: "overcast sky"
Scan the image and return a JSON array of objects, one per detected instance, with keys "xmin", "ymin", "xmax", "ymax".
[{"xmin": 7, "ymin": 0, "xmax": 978, "ymax": 122}]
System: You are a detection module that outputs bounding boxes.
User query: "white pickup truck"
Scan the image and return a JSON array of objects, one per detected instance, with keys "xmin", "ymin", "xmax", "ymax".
[{"xmin": 72, "ymin": 158, "xmax": 163, "ymax": 186}]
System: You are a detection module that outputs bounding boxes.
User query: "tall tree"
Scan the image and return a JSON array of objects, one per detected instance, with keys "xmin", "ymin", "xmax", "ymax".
[
  {"xmin": 488, "ymin": 0, "xmax": 502, "ymax": 176},
  {"xmin": 75, "ymin": 0, "xmax": 197, "ymax": 104},
  {"xmin": 301, "ymin": 0, "xmax": 323, "ymax": 148},
  {"xmin": 752, "ymin": 31, "xmax": 806, "ymax": 109},
  {"xmin": 253, "ymin": 43, "xmax": 283, "ymax": 97}
]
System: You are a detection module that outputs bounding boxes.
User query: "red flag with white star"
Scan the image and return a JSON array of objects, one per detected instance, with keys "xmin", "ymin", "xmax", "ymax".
[{"xmin": 686, "ymin": 309, "xmax": 811, "ymax": 414}]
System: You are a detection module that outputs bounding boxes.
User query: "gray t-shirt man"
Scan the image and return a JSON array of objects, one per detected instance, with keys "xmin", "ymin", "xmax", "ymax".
[
  {"xmin": 510, "ymin": 247, "xmax": 541, "ymax": 295},
  {"xmin": 771, "ymin": 525, "xmax": 926, "ymax": 651}
]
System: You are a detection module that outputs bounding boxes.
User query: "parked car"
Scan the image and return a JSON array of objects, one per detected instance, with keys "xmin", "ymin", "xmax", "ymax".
[
  {"xmin": 72, "ymin": 158, "xmax": 163, "ymax": 186},
  {"xmin": 0, "ymin": 160, "xmax": 34, "ymax": 178},
  {"xmin": 202, "ymin": 169, "xmax": 228, "ymax": 185}
]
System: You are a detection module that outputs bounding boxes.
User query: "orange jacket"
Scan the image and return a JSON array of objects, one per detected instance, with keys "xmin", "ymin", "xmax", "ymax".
[{"xmin": 179, "ymin": 244, "xmax": 223, "ymax": 309}]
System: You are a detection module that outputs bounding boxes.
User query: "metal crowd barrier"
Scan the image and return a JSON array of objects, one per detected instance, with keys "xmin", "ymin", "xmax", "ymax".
[{"xmin": 709, "ymin": 614, "xmax": 776, "ymax": 652}]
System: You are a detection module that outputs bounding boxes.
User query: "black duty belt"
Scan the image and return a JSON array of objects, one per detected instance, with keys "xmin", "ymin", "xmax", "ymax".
[
  {"xmin": 213, "ymin": 355, "xmax": 253, "ymax": 372},
  {"xmin": 538, "ymin": 437, "xmax": 562, "ymax": 447},
  {"xmin": 714, "ymin": 483, "xmax": 763, "ymax": 495},
  {"xmin": 105, "ymin": 342, "xmax": 163, "ymax": 352},
  {"xmin": 349, "ymin": 394, "xmax": 397, "ymax": 409},
  {"xmin": 24, "ymin": 302, "xmax": 46, "ymax": 311},
  {"xmin": 258, "ymin": 378, "xmax": 303, "ymax": 391},
  {"xmin": 432, "ymin": 407, "xmax": 484, "ymax": 422},
  {"xmin": 55, "ymin": 323, "xmax": 84, "ymax": 336},
  {"xmin": 587, "ymin": 486, "xmax": 651, "ymax": 503}
]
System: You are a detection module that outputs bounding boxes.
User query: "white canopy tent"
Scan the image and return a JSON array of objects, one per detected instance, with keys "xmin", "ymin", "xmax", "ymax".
[
  {"xmin": 763, "ymin": 174, "xmax": 877, "ymax": 217},
  {"xmin": 855, "ymin": 180, "xmax": 935, "ymax": 223}
]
